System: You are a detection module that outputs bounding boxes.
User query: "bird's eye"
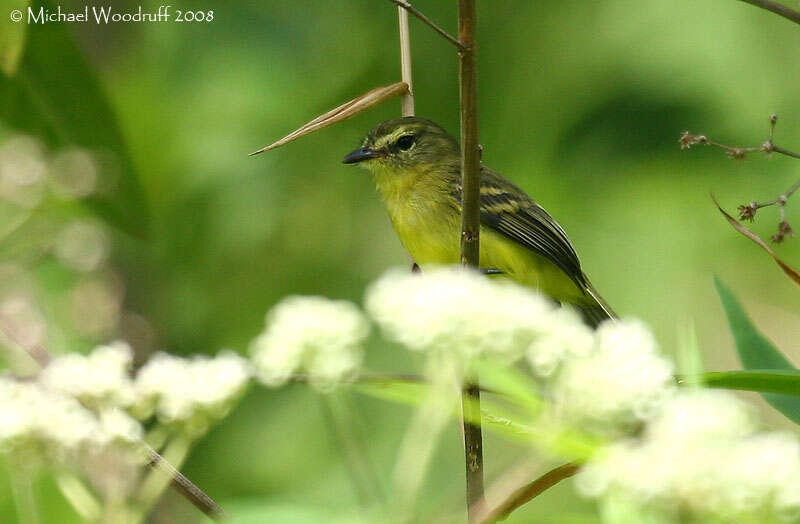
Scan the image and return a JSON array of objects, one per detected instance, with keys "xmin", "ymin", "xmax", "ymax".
[{"xmin": 396, "ymin": 135, "xmax": 416, "ymax": 151}]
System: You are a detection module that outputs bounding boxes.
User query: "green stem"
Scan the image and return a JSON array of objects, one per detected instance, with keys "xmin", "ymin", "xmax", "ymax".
[
  {"xmin": 319, "ymin": 394, "xmax": 385, "ymax": 508},
  {"xmin": 55, "ymin": 473, "xmax": 102, "ymax": 523},
  {"xmin": 144, "ymin": 424, "xmax": 171, "ymax": 452},
  {"xmin": 392, "ymin": 375, "xmax": 457, "ymax": 520},
  {"xmin": 10, "ymin": 467, "xmax": 40, "ymax": 524}
]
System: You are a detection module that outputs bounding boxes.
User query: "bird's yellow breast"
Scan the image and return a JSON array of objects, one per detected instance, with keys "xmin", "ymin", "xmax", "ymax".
[{"xmin": 374, "ymin": 167, "xmax": 585, "ymax": 304}]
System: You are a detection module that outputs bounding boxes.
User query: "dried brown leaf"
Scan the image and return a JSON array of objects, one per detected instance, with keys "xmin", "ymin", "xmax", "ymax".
[
  {"xmin": 713, "ymin": 195, "xmax": 800, "ymax": 286},
  {"xmin": 250, "ymin": 82, "xmax": 409, "ymax": 155}
]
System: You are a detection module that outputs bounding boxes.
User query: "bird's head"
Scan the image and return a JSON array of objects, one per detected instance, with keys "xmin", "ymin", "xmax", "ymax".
[{"xmin": 342, "ymin": 117, "xmax": 460, "ymax": 175}]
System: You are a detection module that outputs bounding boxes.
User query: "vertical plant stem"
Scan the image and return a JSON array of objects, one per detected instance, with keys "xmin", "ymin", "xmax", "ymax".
[
  {"xmin": 398, "ymin": 2, "xmax": 418, "ymax": 273},
  {"xmin": 9, "ymin": 466, "xmax": 40, "ymax": 524},
  {"xmin": 397, "ymin": 3, "xmax": 415, "ymax": 116},
  {"xmin": 391, "ymin": 369, "xmax": 458, "ymax": 520},
  {"xmin": 319, "ymin": 394, "xmax": 385, "ymax": 508},
  {"xmin": 461, "ymin": 383, "xmax": 484, "ymax": 520},
  {"xmin": 457, "ymin": 0, "xmax": 485, "ymax": 520},
  {"xmin": 458, "ymin": 0, "xmax": 480, "ymax": 268}
]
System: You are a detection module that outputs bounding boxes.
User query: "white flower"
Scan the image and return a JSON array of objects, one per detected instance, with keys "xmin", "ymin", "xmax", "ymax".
[
  {"xmin": 251, "ymin": 296, "xmax": 368, "ymax": 390},
  {"xmin": 365, "ymin": 268, "xmax": 554, "ymax": 366},
  {"xmin": 526, "ymin": 306, "xmax": 594, "ymax": 377},
  {"xmin": 94, "ymin": 408, "xmax": 143, "ymax": 448},
  {"xmin": 577, "ymin": 390, "xmax": 800, "ymax": 522},
  {"xmin": 0, "ymin": 377, "xmax": 96, "ymax": 454},
  {"xmin": 0, "ymin": 377, "xmax": 143, "ymax": 461},
  {"xmin": 645, "ymin": 388, "xmax": 755, "ymax": 444},
  {"xmin": 0, "ymin": 378, "xmax": 40, "ymax": 448},
  {"xmin": 135, "ymin": 351, "xmax": 251, "ymax": 435},
  {"xmin": 549, "ymin": 319, "xmax": 675, "ymax": 431},
  {"xmin": 40, "ymin": 341, "xmax": 136, "ymax": 409}
]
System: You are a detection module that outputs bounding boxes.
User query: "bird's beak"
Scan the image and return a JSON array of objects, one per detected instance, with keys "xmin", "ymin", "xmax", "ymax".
[{"xmin": 342, "ymin": 148, "xmax": 384, "ymax": 164}]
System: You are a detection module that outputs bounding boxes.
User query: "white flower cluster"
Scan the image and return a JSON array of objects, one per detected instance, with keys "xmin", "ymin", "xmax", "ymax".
[
  {"xmin": 578, "ymin": 390, "xmax": 800, "ymax": 522},
  {"xmin": 135, "ymin": 351, "xmax": 252, "ymax": 436},
  {"xmin": 0, "ymin": 340, "xmax": 254, "ymax": 463},
  {"xmin": 40, "ymin": 341, "xmax": 136, "ymax": 409},
  {"xmin": 365, "ymin": 268, "xmax": 674, "ymax": 428},
  {"xmin": 0, "ymin": 377, "xmax": 142, "ymax": 462},
  {"xmin": 245, "ymin": 268, "xmax": 799, "ymax": 523},
  {"xmin": 366, "ymin": 268, "xmax": 556, "ymax": 364},
  {"xmin": 548, "ymin": 319, "xmax": 675, "ymax": 431},
  {"xmin": 250, "ymin": 296, "xmax": 368, "ymax": 390}
]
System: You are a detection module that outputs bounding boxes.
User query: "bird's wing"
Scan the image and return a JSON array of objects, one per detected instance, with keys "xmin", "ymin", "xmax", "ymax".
[{"xmin": 467, "ymin": 167, "xmax": 587, "ymax": 289}]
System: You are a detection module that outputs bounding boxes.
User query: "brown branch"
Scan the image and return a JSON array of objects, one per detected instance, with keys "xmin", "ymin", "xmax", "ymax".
[
  {"xmin": 0, "ymin": 319, "xmax": 225, "ymax": 520},
  {"xmin": 458, "ymin": 3, "xmax": 484, "ymax": 520},
  {"xmin": 681, "ymin": 115, "xmax": 799, "ymax": 243},
  {"xmin": 387, "ymin": 0, "xmax": 465, "ymax": 50},
  {"xmin": 736, "ymin": 0, "xmax": 800, "ymax": 25},
  {"xmin": 477, "ymin": 463, "xmax": 581, "ymax": 523}
]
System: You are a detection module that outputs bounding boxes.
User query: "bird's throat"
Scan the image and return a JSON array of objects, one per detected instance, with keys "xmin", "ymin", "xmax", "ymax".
[{"xmin": 370, "ymin": 164, "xmax": 462, "ymax": 266}]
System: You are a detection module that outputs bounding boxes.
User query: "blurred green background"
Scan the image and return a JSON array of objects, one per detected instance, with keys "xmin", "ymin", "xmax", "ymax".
[{"xmin": 1, "ymin": 0, "xmax": 799, "ymax": 522}]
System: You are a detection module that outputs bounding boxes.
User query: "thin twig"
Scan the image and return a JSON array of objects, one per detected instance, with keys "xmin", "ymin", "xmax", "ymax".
[
  {"xmin": 679, "ymin": 115, "xmax": 800, "ymax": 160},
  {"xmin": 712, "ymin": 195, "xmax": 800, "ymax": 285},
  {"xmin": 681, "ymin": 115, "xmax": 799, "ymax": 242},
  {"xmin": 458, "ymin": 0, "xmax": 485, "ymax": 519},
  {"xmin": 387, "ymin": 0, "xmax": 465, "ymax": 50},
  {"xmin": 397, "ymin": 4, "xmax": 415, "ymax": 116},
  {"xmin": 0, "ymin": 319, "xmax": 225, "ymax": 520},
  {"xmin": 735, "ymin": 0, "xmax": 800, "ymax": 25},
  {"xmin": 477, "ymin": 463, "xmax": 581, "ymax": 523}
]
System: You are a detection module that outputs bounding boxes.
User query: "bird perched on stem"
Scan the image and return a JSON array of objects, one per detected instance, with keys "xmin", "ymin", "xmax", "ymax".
[{"xmin": 342, "ymin": 117, "xmax": 614, "ymax": 326}]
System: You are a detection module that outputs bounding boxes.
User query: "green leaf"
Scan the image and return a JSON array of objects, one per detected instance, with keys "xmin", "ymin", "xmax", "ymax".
[
  {"xmin": 713, "ymin": 277, "xmax": 800, "ymax": 424},
  {"xmin": 676, "ymin": 318, "xmax": 704, "ymax": 379},
  {"xmin": 351, "ymin": 375, "xmax": 599, "ymax": 458},
  {"xmin": 681, "ymin": 370, "xmax": 800, "ymax": 396},
  {"xmin": 473, "ymin": 359, "xmax": 543, "ymax": 413},
  {"xmin": 0, "ymin": 0, "xmax": 148, "ymax": 238},
  {"xmin": 351, "ymin": 378, "xmax": 537, "ymax": 442},
  {"xmin": 0, "ymin": 0, "xmax": 29, "ymax": 76},
  {"xmin": 351, "ymin": 377, "xmax": 430, "ymax": 407}
]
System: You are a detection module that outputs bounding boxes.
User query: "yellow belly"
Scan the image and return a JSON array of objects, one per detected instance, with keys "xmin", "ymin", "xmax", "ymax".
[{"xmin": 391, "ymin": 213, "xmax": 587, "ymax": 305}]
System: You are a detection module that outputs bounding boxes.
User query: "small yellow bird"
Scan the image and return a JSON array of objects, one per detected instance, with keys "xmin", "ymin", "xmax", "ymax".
[{"xmin": 343, "ymin": 117, "xmax": 615, "ymax": 326}]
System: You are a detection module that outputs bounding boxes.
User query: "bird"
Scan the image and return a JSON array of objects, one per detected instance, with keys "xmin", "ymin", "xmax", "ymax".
[{"xmin": 342, "ymin": 116, "xmax": 615, "ymax": 327}]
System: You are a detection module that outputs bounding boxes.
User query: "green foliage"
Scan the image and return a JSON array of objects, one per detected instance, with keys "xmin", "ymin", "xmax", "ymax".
[
  {"xmin": 0, "ymin": 0, "xmax": 29, "ymax": 75},
  {"xmin": 688, "ymin": 369, "xmax": 800, "ymax": 396},
  {"xmin": 0, "ymin": 0, "xmax": 147, "ymax": 237},
  {"xmin": 714, "ymin": 277, "xmax": 800, "ymax": 424}
]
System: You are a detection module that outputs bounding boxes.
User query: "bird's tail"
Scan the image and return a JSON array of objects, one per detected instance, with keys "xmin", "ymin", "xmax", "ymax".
[{"xmin": 579, "ymin": 277, "xmax": 617, "ymax": 328}]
